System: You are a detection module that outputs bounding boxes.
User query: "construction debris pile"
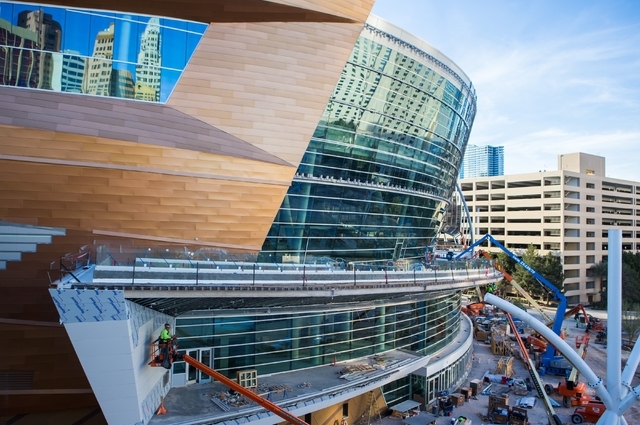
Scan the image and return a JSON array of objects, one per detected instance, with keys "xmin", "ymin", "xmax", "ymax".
[{"xmin": 210, "ymin": 389, "xmax": 250, "ymax": 411}]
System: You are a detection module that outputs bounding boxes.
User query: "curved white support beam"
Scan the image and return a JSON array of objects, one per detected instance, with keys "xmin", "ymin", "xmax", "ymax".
[
  {"xmin": 620, "ymin": 339, "xmax": 640, "ymax": 399},
  {"xmin": 487, "ymin": 229, "xmax": 635, "ymax": 425},
  {"xmin": 484, "ymin": 294, "xmax": 614, "ymax": 409},
  {"xmin": 619, "ymin": 384, "xmax": 640, "ymax": 414}
]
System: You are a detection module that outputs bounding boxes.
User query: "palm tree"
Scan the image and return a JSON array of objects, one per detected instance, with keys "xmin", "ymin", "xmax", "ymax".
[{"xmin": 589, "ymin": 261, "xmax": 608, "ymax": 305}]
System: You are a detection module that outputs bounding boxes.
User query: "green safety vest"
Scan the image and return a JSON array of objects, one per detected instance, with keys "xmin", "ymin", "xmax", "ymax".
[{"xmin": 160, "ymin": 329, "xmax": 171, "ymax": 341}]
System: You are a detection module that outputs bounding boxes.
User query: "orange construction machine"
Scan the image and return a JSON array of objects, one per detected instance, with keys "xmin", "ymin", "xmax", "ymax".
[
  {"xmin": 544, "ymin": 331, "xmax": 592, "ymax": 408},
  {"xmin": 149, "ymin": 336, "xmax": 309, "ymax": 425},
  {"xmin": 462, "ymin": 302, "xmax": 487, "ymax": 317}
]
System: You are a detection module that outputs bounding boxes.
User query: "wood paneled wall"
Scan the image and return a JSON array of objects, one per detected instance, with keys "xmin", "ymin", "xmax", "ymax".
[
  {"xmin": 168, "ymin": 20, "xmax": 364, "ymax": 166},
  {"xmin": 29, "ymin": 0, "xmax": 374, "ymax": 24},
  {"xmin": 0, "ymin": 0, "xmax": 377, "ymax": 417},
  {"xmin": 0, "ymin": 230, "xmax": 103, "ymax": 416}
]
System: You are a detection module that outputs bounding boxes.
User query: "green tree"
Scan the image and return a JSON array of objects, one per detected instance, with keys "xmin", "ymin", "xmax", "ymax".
[
  {"xmin": 495, "ymin": 251, "xmax": 516, "ymax": 276},
  {"xmin": 592, "ymin": 256, "xmax": 640, "ymax": 306},
  {"xmin": 541, "ymin": 252, "xmax": 565, "ymax": 295},
  {"xmin": 511, "ymin": 245, "xmax": 564, "ymax": 302},
  {"xmin": 512, "ymin": 245, "xmax": 546, "ymax": 298},
  {"xmin": 621, "ymin": 301, "xmax": 640, "ymax": 343},
  {"xmin": 589, "ymin": 261, "xmax": 608, "ymax": 306},
  {"xmin": 622, "ymin": 262, "xmax": 640, "ymax": 304}
]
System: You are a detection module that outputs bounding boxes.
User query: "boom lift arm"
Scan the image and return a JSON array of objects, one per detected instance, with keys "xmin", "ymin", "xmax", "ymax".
[
  {"xmin": 181, "ymin": 355, "xmax": 309, "ymax": 425},
  {"xmin": 149, "ymin": 338, "xmax": 309, "ymax": 425},
  {"xmin": 505, "ymin": 312, "xmax": 563, "ymax": 425},
  {"xmin": 554, "ymin": 304, "xmax": 590, "ymax": 329},
  {"xmin": 475, "ymin": 249, "xmax": 554, "ymax": 324},
  {"xmin": 456, "ymin": 234, "xmax": 567, "ymax": 343}
]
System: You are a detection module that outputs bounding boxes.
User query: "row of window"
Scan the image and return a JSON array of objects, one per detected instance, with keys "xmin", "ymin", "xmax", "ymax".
[
  {"xmin": 488, "ymin": 242, "xmax": 638, "ymax": 251},
  {"xmin": 172, "ymin": 292, "xmax": 461, "ymax": 377},
  {"xmin": 262, "ymin": 33, "xmax": 475, "ymax": 263},
  {"xmin": 461, "ymin": 179, "xmax": 640, "ymax": 192},
  {"xmin": 386, "ymin": 347, "xmax": 472, "ymax": 409}
]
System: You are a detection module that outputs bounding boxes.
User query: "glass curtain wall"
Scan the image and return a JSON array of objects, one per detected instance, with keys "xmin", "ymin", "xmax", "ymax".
[
  {"xmin": 261, "ymin": 22, "xmax": 476, "ymax": 264},
  {"xmin": 174, "ymin": 292, "xmax": 461, "ymax": 378},
  {"xmin": 0, "ymin": 1, "xmax": 207, "ymax": 102}
]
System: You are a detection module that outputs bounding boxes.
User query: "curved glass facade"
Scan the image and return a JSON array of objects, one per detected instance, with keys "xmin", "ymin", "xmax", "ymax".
[
  {"xmin": 0, "ymin": 1, "xmax": 206, "ymax": 102},
  {"xmin": 261, "ymin": 19, "xmax": 477, "ymax": 263},
  {"xmin": 173, "ymin": 291, "xmax": 461, "ymax": 378}
]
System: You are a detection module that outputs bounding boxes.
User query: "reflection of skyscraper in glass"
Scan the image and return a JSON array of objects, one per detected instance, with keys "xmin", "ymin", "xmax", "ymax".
[
  {"xmin": 17, "ymin": 9, "xmax": 62, "ymax": 90},
  {"xmin": 135, "ymin": 18, "xmax": 161, "ymax": 102},
  {"xmin": 111, "ymin": 69, "xmax": 135, "ymax": 99},
  {"xmin": 83, "ymin": 23, "xmax": 114, "ymax": 96},
  {"xmin": 60, "ymin": 50, "xmax": 85, "ymax": 93},
  {"xmin": 0, "ymin": 18, "xmax": 39, "ymax": 88}
]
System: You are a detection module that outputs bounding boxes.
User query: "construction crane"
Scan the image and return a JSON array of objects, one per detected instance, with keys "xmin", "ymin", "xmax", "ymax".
[
  {"xmin": 456, "ymin": 234, "xmax": 569, "ymax": 374},
  {"xmin": 505, "ymin": 311, "xmax": 563, "ymax": 425},
  {"xmin": 149, "ymin": 337, "xmax": 309, "ymax": 425}
]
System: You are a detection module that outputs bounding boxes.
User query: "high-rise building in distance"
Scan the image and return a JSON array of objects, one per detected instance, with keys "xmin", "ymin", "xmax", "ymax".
[{"xmin": 459, "ymin": 144, "xmax": 504, "ymax": 179}]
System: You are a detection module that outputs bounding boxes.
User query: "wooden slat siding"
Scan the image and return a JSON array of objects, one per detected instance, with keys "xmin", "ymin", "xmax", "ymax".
[
  {"xmin": 0, "ymin": 160, "xmax": 287, "ymax": 249},
  {"xmin": 0, "ymin": 124, "xmax": 294, "ymax": 183},
  {"xmin": 168, "ymin": 21, "xmax": 364, "ymax": 166},
  {"xmin": 269, "ymin": 0, "xmax": 374, "ymax": 22},
  {"xmin": 0, "ymin": 89, "xmax": 290, "ymax": 166},
  {"xmin": 0, "ymin": 230, "xmax": 105, "ymax": 415},
  {"xmin": 27, "ymin": 0, "xmax": 368, "ymax": 24}
]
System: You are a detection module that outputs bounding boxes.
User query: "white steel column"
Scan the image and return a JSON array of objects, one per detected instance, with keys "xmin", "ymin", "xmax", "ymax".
[{"xmin": 607, "ymin": 230, "xmax": 622, "ymax": 417}]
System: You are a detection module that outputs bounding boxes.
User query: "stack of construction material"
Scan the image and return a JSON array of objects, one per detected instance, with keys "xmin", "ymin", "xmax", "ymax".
[
  {"xmin": 488, "ymin": 394, "xmax": 510, "ymax": 424},
  {"xmin": 470, "ymin": 379, "xmax": 483, "ymax": 396},
  {"xmin": 449, "ymin": 392, "xmax": 465, "ymax": 407},
  {"xmin": 491, "ymin": 332, "xmax": 511, "ymax": 355},
  {"xmin": 494, "ymin": 356, "xmax": 514, "ymax": 376}
]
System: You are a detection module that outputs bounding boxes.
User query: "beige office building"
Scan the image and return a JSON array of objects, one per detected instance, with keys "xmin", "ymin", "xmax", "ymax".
[{"xmin": 459, "ymin": 152, "xmax": 640, "ymax": 304}]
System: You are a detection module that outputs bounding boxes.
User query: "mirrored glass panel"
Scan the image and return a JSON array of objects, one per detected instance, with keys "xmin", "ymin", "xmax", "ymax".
[
  {"xmin": 261, "ymin": 26, "xmax": 476, "ymax": 264},
  {"xmin": 0, "ymin": 1, "xmax": 207, "ymax": 102},
  {"xmin": 176, "ymin": 292, "xmax": 461, "ymax": 378}
]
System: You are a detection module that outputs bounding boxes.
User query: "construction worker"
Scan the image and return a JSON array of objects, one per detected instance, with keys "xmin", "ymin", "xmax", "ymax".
[
  {"xmin": 159, "ymin": 323, "xmax": 173, "ymax": 368},
  {"xmin": 159, "ymin": 323, "xmax": 172, "ymax": 344}
]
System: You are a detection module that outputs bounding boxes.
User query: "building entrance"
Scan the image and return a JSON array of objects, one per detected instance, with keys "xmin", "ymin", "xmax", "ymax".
[{"xmin": 186, "ymin": 348, "xmax": 212, "ymax": 384}]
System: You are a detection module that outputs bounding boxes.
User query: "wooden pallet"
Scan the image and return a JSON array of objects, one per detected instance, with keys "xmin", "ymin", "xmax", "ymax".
[{"xmin": 495, "ymin": 356, "xmax": 514, "ymax": 376}]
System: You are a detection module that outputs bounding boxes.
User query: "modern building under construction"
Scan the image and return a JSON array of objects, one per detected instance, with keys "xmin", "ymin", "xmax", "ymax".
[{"xmin": 0, "ymin": 1, "xmax": 485, "ymax": 423}]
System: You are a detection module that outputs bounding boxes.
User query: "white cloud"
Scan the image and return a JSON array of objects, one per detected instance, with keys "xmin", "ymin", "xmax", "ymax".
[{"xmin": 371, "ymin": 0, "xmax": 640, "ymax": 182}]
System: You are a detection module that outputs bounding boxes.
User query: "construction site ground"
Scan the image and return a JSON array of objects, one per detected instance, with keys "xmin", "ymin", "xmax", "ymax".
[{"xmin": 421, "ymin": 306, "xmax": 640, "ymax": 425}]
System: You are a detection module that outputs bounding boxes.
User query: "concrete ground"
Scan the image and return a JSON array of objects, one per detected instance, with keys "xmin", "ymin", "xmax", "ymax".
[{"xmin": 422, "ymin": 306, "xmax": 639, "ymax": 425}]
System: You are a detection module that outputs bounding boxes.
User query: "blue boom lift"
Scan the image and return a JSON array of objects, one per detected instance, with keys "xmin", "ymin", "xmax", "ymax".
[{"xmin": 456, "ymin": 234, "xmax": 570, "ymax": 375}]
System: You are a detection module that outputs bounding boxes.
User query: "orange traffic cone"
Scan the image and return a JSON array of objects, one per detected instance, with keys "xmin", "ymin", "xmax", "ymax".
[
  {"xmin": 333, "ymin": 355, "xmax": 337, "ymax": 366},
  {"xmin": 157, "ymin": 396, "xmax": 168, "ymax": 415}
]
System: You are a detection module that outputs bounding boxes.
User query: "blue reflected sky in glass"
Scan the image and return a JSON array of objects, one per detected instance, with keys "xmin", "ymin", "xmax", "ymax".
[{"xmin": 0, "ymin": 1, "xmax": 207, "ymax": 102}]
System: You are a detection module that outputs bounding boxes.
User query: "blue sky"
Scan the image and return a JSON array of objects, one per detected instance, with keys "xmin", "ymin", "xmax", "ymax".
[{"xmin": 372, "ymin": 0, "xmax": 640, "ymax": 181}]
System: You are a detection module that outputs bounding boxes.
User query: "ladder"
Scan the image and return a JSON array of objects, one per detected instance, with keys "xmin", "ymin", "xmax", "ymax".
[{"xmin": 365, "ymin": 391, "xmax": 382, "ymax": 425}]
